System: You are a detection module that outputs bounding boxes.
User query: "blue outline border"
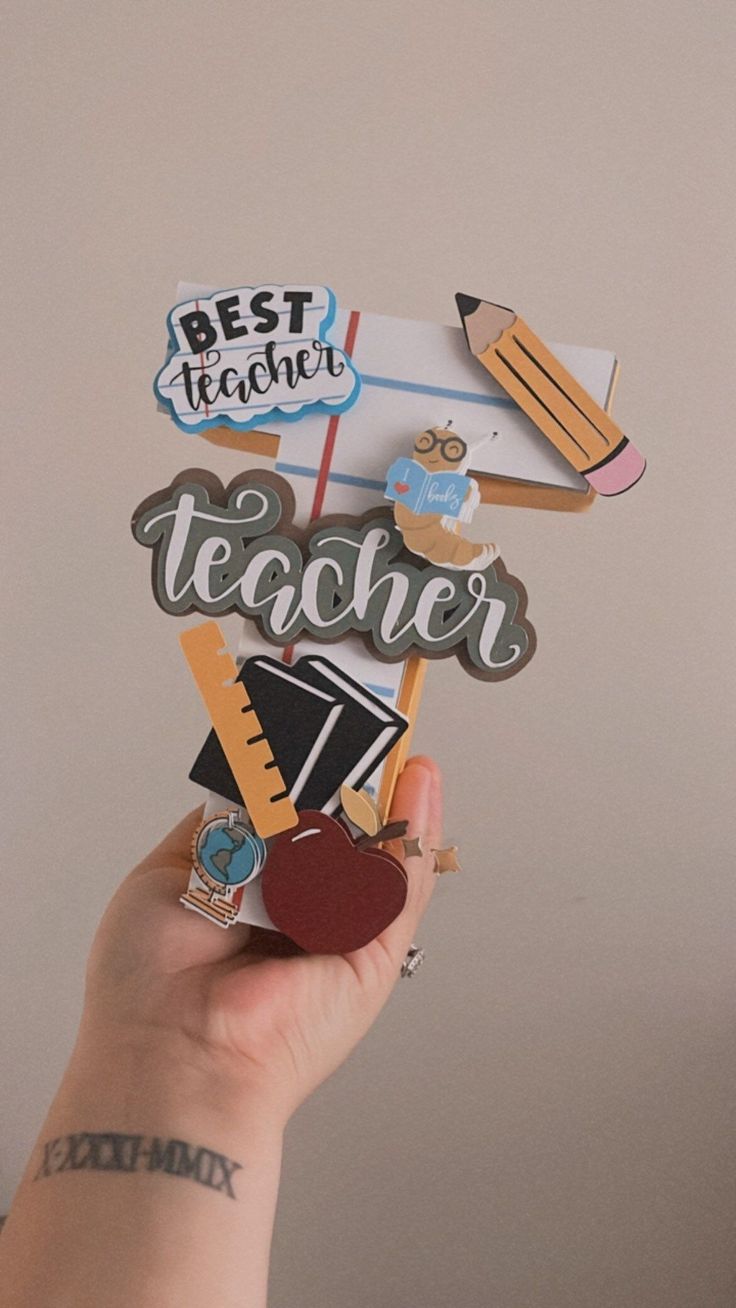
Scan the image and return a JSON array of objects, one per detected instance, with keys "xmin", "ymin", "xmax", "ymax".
[{"xmin": 153, "ymin": 284, "xmax": 362, "ymax": 436}]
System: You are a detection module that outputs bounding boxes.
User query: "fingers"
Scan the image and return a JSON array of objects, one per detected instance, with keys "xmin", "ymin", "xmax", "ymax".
[
  {"xmin": 131, "ymin": 806, "xmax": 204, "ymax": 878},
  {"xmin": 375, "ymin": 755, "xmax": 443, "ymax": 965},
  {"xmin": 124, "ymin": 758, "xmax": 443, "ymax": 979}
]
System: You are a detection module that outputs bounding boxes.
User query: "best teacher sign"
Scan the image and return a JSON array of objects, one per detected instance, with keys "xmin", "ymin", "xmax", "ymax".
[{"xmin": 154, "ymin": 284, "xmax": 361, "ymax": 435}]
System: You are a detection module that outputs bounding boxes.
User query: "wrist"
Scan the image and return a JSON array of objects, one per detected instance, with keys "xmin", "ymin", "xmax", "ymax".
[
  {"xmin": 51, "ymin": 1015, "xmax": 287, "ymax": 1158},
  {"xmin": 7, "ymin": 1022, "xmax": 284, "ymax": 1308}
]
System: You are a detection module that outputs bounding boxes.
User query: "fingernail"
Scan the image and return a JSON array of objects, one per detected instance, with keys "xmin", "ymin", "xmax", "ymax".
[
  {"xmin": 405, "ymin": 754, "xmax": 436, "ymax": 770},
  {"xmin": 430, "ymin": 766, "xmax": 443, "ymax": 809}
]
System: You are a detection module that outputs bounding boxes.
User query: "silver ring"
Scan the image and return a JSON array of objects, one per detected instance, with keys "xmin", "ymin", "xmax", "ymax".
[{"xmin": 400, "ymin": 945, "xmax": 425, "ymax": 979}]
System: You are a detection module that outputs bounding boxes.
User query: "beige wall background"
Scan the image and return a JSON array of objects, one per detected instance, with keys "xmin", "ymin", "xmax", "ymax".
[{"xmin": 2, "ymin": 1, "xmax": 735, "ymax": 1303}]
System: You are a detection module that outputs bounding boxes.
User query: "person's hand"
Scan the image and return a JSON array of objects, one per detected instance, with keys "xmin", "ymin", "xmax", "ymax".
[
  {"xmin": 2, "ymin": 756, "xmax": 441, "ymax": 1306},
  {"xmin": 78, "ymin": 756, "xmax": 442, "ymax": 1130},
  {"xmin": 2, "ymin": 756, "xmax": 442, "ymax": 1307}
]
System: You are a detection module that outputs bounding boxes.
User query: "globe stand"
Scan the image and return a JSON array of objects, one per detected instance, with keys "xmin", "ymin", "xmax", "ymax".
[
  {"xmin": 181, "ymin": 870, "xmax": 240, "ymax": 925},
  {"xmin": 182, "ymin": 809, "xmax": 265, "ymax": 927}
]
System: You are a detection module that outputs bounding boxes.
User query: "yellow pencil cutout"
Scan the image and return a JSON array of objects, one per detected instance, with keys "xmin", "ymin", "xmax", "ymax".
[
  {"xmin": 180, "ymin": 621, "xmax": 298, "ymax": 839},
  {"xmin": 455, "ymin": 294, "xmax": 646, "ymax": 496}
]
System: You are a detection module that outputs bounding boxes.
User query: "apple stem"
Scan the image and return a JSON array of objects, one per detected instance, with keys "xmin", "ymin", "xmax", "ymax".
[{"xmin": 355, "ymin": 819, "xmax": 409, "ymax": 850}]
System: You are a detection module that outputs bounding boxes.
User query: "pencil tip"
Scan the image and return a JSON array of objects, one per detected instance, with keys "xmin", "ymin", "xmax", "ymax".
[
  {"xmin": 455, "ymin": 292, "xmax": 480, "ymax": 321},
  {"xmin": 455, "ymin": 295, "xmax": 516, "ymax": 353}
]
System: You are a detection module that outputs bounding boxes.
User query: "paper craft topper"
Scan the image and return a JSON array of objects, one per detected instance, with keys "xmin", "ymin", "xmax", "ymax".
[
  {"xmin": 386, "ymin": 424, "xmax": 498, "ymax": 569},
  {"xmin": 178, "ymin": 621, "xmax": 412, "ymax": 943},
  {"xmin": 181, "ymin": 809, "xmax": 267, "ymax": 926},
  {"xmin": 179, "ymin": 621, "xmax": 298, "ymax": 839},
  {"xmin": 155, "ymin": 284, "xmax": 361, "ymax": 435},
  {"xmin": 190, "ymin": 653, "xmax": 408, "ymax": 815},
  {"xmin": 136, "ymin": 281, "xmax": 639, "ymax": 949},
  {"xmin": 455, "ymin": 293, "xmax": 646, "ymax": 496},
  {"xmin": 132, "ymin": 469, "xmax": 535, "ymax": 682},
  {"xmin": 261, "ymin": 810, "xmax": 408, "ymax": 954}
]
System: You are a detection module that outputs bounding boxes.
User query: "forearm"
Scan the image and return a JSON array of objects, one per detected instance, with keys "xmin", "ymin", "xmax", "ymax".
[{"xmin": 0, "ymin": 1025, "xmax": 284, "ymax": 1308}]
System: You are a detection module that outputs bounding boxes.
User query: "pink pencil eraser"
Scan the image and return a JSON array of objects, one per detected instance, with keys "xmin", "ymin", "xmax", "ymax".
[{"xmin": 586, "ymin": 440, "xmax": 646, "ymax": 496}]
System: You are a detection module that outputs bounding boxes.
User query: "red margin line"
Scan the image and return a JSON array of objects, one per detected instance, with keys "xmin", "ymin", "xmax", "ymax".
[{"xmin": 309, "ymin": 309, "xmax": 361, "ymax": 521}]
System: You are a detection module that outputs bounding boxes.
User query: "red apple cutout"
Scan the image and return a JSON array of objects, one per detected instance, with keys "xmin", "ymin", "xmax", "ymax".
[{"xmin": 261, "ymin": 811, "xmax": 408, "ymax": 954}]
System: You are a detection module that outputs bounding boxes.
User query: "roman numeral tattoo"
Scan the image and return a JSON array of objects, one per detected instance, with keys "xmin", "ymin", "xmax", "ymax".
[{"xmin": 34, "ymin": 1133, "xmax": 242, "ymax": 1199}]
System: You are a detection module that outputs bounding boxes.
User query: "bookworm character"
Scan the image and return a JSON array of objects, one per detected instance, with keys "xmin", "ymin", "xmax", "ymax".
[{"xmin": 385, "ymin": 424, "xmax": 499, "ymax": 570}]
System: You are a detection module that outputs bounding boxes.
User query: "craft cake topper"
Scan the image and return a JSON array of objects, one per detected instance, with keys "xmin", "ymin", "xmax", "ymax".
[
  {"xmin": 385, "ymin": 424, "xmax": 498, "ymax": 569},
  {"xmin": 132, "ymin": 469, "xmax": 535, "ymax": 682},
  {"xmin": 133, "ymin": 281, "xmax": 642, "ymax": 946},
  {"xmin": 455, "ymin": 293, "xmax": 646, "ymax": 496},
  {"xmin": 189, "ymin": 649, "xmax": 409, "ymax": 817},
  {"xmin": 184, "ymin": 809, "xmax": 267, "ymax": 926},
  {"xmin": 261, "ymin": 810, "xmax": 409, "ymax": 955},
  {"xmin": 178, "ymin": 619, "xmax": 413, "ymax": 938},
  {"xmin": 179, "ymin": 621, "xmax": 299, "ymax": 840},
  {"xmin": 155, "ymin": 283, "xmax": 361, "ymax": 435}
]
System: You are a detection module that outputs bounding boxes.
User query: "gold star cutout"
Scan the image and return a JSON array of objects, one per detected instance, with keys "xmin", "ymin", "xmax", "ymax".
[
  {"xmin": 401, "ymin": 836, "xmax": 423, "ymax": 859},
  {"xmin": 431, "ymin": 846, "xmax": 462, "ymax": 875}
]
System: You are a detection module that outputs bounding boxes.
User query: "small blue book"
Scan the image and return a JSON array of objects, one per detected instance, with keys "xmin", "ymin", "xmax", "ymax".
[{"xmin": 385, "ymin": 456, "xmax": 472, "ymax": 519}]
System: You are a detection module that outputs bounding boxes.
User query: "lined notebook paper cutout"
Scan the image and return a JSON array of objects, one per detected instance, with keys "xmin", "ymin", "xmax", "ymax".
[
  {"xmin": 175, "ymin": 281, "xmax": 619, "ymax": 511},
  {"xmin": 190, "ymin": 655, "xmax": 408, "ymax": 816}
]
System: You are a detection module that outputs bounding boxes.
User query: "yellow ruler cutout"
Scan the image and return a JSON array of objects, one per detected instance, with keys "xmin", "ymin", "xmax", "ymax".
[{"xmin": 180, "ymin": 622, "xmax": 298, "ymax": 839}]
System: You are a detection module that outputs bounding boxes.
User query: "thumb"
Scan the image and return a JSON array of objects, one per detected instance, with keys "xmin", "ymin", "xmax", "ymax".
[{"xmin": 104, "ymin": 806, "xmax": 252, "ymax": 971}]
